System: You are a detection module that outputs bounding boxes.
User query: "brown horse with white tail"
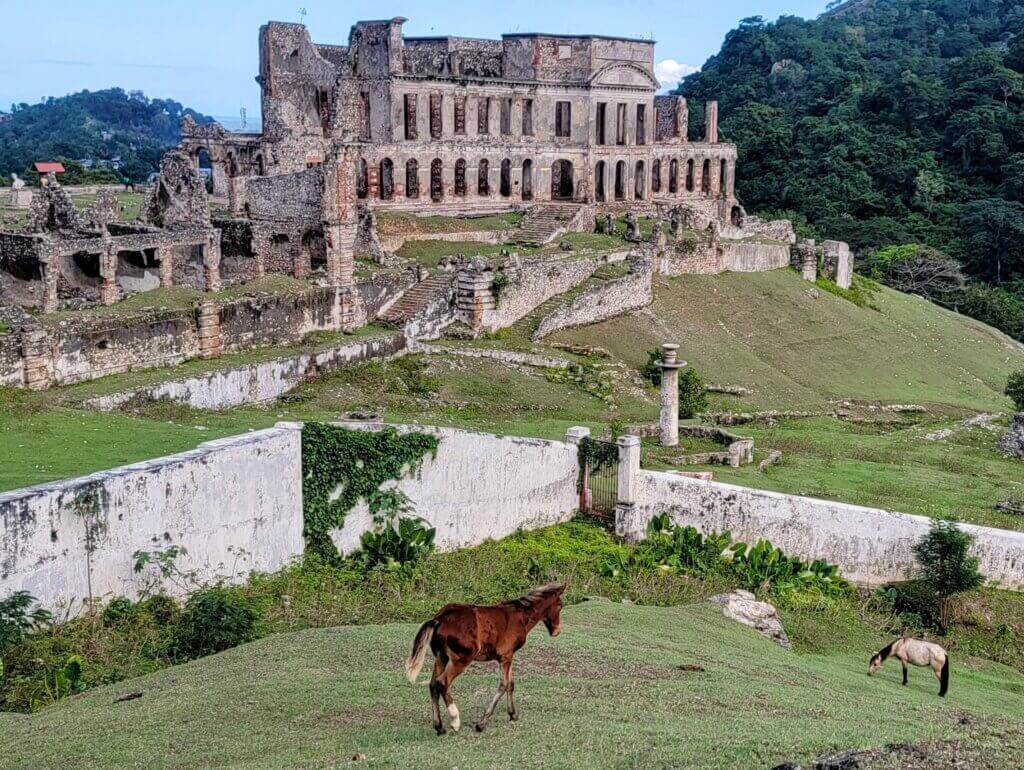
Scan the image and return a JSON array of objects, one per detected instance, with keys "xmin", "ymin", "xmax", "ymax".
[
  {"xmin": 869, "ymin": 637, "xmax": 950, "ymax": 696},
  {"xmin": 405, "ymin": 583, "xmax": 566, "ymax": 734}
]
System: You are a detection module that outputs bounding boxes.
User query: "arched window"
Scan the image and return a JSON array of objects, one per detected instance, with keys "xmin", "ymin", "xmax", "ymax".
[
  {"xmin": 668, "ymin": 159, "xmax": 678, "ymax": 194},
  {"xmin": 357, "ymin": 158, "xmax": 368, "ymax": 199},
  {"xmin": 719, "ymin": 159, "xmax": 728, "ymax": 197},
  {"xmin": 614, "ymin": 160, "xmax": 626, "ymax": 201},
  {"xmin": 500, "ymin": 159, "xmax": 511, "ymax": 198},
  {"xmin": 594, "ymin": 160, "xmax": 606, "ymax": 202},
  {"xmin": 702, "ymin": 159, "xmax": 711, "ymax": 195},
  {"xmin": 551, "ymin": 160, "xmax": 574, "ymax": 200},
  {"xmin": 634, "ymin": 161, "xmax": 646, "ymax": 200},
  {"xmin": 652, "ymin": 160, "xmax": 661, "ymax": 194},
  {"xmin": 685, "ymin": 159, "xmax": 695, "ymax": 192},
  {"xmin": 379, "ymin": 158, "xmax": 394, "ymax": 200},
  {"xmin": 431, "ymin": 159, "xmax": 443, "ymax": 202},
  {"xmin": 255, "ymin": 153, "xmax": 265, "ymax": 176},
  {"xmin": 522, "ymin": 159, "xmax": 533, "ymax": 201},
  {"xmin": 454, "ymin": 159, "xmax": 467, "ymax": 197},
  {"xmin": 478, "ymin": 159, "xmax": 490, "ymax": 196},
  {"xmin": 406, "ymin": 159, "xmax": 419, "ymax": 198}
]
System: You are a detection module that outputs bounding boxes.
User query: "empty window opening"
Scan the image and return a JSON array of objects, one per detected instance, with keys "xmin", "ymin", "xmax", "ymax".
[
  {"xmin": 404, "ymin": 94, "xmax": 417, "ymax": 140},
  {"xmin": 555, "ymin": 101, "xmax": 571, "ymax": 138}
]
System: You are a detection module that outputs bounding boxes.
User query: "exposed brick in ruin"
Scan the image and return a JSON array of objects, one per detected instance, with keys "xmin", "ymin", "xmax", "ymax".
[
  {"xmin": 705, "ymin": 101, "xmax": 719, "ymax": 144},
  {"xmin": 196, "ymin": 300, "xmax": 222, "ymax": 359}
]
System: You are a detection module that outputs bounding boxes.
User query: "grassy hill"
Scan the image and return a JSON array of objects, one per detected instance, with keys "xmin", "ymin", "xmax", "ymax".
[
  {"xmin": 555, "ymin": 271, "xmax": 1024, "ymax": 413},
  {"xmin": 2, "ymin": 598, "xmax": 1022, "ymax": 769}
]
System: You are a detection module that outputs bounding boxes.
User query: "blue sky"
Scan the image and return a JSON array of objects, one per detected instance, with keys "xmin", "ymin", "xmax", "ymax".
[{"xmin": 1, "ymin": 0, "xmax": 829, "ymax": 120}]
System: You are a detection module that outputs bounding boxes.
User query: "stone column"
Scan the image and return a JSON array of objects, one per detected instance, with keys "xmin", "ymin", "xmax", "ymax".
[
  {"xmin": 614, "ymin": 434, "xmax": 642, "ymax": 541},
  {"xmin": 196, "ymin": 300, "xmax": 222, "ymax": 359},
  {"xmin": 39, "ymin": 258, "xmax": 58, "ymax": 314},
  {"xmin": 20, "ymin": 324, "xmax": 52, "ymax": 390},
  {"xmin": 456, "ymin": 264, "xmax": 496, "ymax": 330},
  {"xmin": 157, "ymin": 247, "xmax": 173, "ymax": 288},
  {"xmin": 794, "ymin": 239, "xmax": 817, "ymax": 282},
  {"xmin": 100, "ymin": 245, "xmax": 120, "ymax": 306},
  {"xmin": 705, "ymin": 101, "xmax": 719, "ymax": 144},
  {"xmin": 566, "ymin": 426, "xmax": 592, "ymax": 512},
  {"xmin": 203, "ymin": 232, "xmax": 222, "ymax": 292},
  {"xmin": 659, "ymin": 343, "xmax": 684, "ymax": 447}
]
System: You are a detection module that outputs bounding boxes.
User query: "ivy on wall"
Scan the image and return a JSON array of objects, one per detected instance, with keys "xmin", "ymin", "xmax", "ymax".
[{"xmin": 301, "ymin": 422, "xmax": 440, "ymax": 559}]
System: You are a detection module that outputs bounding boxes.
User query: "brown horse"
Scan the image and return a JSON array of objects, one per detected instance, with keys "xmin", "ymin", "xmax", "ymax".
[{"xmin": 404, "ymin": 583, "xmax": 566, "ymax": 735}]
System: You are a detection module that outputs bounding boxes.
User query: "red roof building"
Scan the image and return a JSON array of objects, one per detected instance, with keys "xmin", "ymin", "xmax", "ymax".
[{"xmin": 34, "ymin": 162, "xmax": 65, "ymax": 174}]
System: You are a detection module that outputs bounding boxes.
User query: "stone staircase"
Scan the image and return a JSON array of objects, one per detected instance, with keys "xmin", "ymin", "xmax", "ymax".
[
  {"xmin": 508, "ymin": 262, "xmax": 629, "ymax": 340},
  {"xmin": 514, "ymin": 203, "xmax": 582, "ymax": 247},
  {"xmin": 379, "ymin": 275, "xmax": 452, "ymax": 325}
]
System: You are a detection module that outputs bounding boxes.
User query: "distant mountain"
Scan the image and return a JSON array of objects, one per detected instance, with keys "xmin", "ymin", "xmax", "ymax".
[{"xmin": 0, "ymin": 88, "xmax": 214, "ymax": 183}]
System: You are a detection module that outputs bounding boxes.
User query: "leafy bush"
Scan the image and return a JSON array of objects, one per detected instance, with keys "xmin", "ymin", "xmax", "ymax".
[
  {"xmin": 172, "ymin": 587, "xmax": 262, "ymax": 659},
  {"xmin": 358, "ymin": 515, "xmax": 436, "ymax": 572},
  {"xmin": 138, "ymin": 594, "xmax": 179, "ymax": 626},
  {"xmin": 950, "ymin": 284, "xmax": 1024, "ymax": 341},
  {"xmin": 913, "ymin": 520, "xmax": 984, "ymax": 632},
  {"xmin": 1006, "ymin": 368, "xmax": 1024, "ymax": 411},
  {"xmin": 102, "ymin": 597, "xmax": 136, "ymax": 628},
  {"xmin": 491, "ymin": 271, "xmax": 511, "ymax": 301},
  {"xmin": 678, "ymin": 368, "xmax": 708, "ymax": 418},
  {"xmin": 866, "ymin": 244, "xmax": 965, "ymax": 298},
  {"xmin": 640, "ymin": 348, "xmax": 664, "ymax": 386},
  {"xmin": 0, "ymin": 592, "xmax": 51, "ymax": 651}
]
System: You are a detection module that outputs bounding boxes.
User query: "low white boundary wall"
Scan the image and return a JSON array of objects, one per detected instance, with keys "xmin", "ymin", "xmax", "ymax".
[
  {"xmin": 0, "ymin": 427, "xmax": 304, "ymax": 613},
  {"xmin": 618, "ymin": 466, "xmax": 1024, "ymax": 589},
  {"xmin": 330, "ymin": 424, "xmax": 580, "ymax": 555}
]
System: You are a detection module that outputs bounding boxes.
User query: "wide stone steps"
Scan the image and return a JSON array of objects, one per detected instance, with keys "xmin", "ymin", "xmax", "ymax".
[
  {"xmin": 380, "ymin": 275, "xmax": 451, "ymax": 324},
  {"xmin": 514, "ymin": 204, "xmax": 582, "ymax": 247}
]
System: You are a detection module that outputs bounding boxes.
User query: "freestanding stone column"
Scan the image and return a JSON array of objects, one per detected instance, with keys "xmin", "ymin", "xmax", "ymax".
[
  {"xmin": 196, "ymin": 300, "xmax": 222, "ymax": 359},
  {"xmin": 659, "ymin": 343, "xmax": 684, "ymax": 447},
  {"xmin": 203, "ymin": 232, "xmax": 222, "ymax": 293},
  {"xmin": 705, "ymin": 101, "xmax": 719, "ymax": 144},
  {"xmin": 156, "ymin": 247, "xmax": 173, "ymax": 288},
  {"xmin": 99, "ymin": 245, "xmax": 120, "ymax": 306}
]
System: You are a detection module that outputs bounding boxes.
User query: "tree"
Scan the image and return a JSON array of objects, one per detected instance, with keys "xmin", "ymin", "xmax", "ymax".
[
  {"xmin": 952, "ymin": 283, "xmax": 1024, "ymax": 340},
  {"xmin": 868, "ymin": 244, "xmax": 964, "ymax": 298},
  {"xmin": 913, "ymin": 520, "xmax": 983, "ymax": 632},
  {"xmin": 1006, "ymin": 368, "xmax": 1024, "ymax": 411},
  {"xmin": 678, "ymin": 368, "xmax": 708, "ymax": 419}
]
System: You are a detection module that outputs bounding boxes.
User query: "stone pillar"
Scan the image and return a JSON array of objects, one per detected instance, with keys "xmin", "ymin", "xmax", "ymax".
[
  {"xmin": 100, "ymin": 245, "xmax": 120, "ymax": 306},
  {"xmin": 614, "ymin": 434, "xmax": 642, "ymax": 541},
  {"xmin": 705, "ymin": 101, "xmax": 719, "ymax": 144},
  {"xmin": 659, "ymin": 343, "xmax": 684, "ymax": 446},
  {"xmin": 821, "ymin": 240, "xmax": 853, "ymax": 289},
  {"xmin": 203, "ymin": 232, "xmax": 222, "ymax": 292},
  {"xmin": 21, "ymin": 325, "xmax": 51, "ymax": 390},
  {"xmin": 39, "ymin": 259, "xmax": 58, "ymax": 314},
  {"xmin": 196, "ymin": 300, "xmax": 222, "ymax": 359},
  {"xmin": 794, "ymin": 239, "xmax": 817, "ymax": 282},
  {"xmin": 157, "ymin": 247, "xmax": 173, "ymax": 287},
  {"xmin": 456, "ymin": 264, "xmax": 496, "ymax": 330},
  {"xmin": 678, "ymin": 97, "xmax": 689, "ymax": 142},
  {"xmin": 566, "ymin": 426, "xmax": 592, "ymax": 512}
]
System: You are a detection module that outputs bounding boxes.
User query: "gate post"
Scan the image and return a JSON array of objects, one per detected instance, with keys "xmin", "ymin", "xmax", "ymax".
[
  {"xmin": 566, "ymin": 426, "xmax": 591, "ymax": 512},
  {"xmin": 615, "ymin": 435, "xmax": 641, "ymax": 541}
]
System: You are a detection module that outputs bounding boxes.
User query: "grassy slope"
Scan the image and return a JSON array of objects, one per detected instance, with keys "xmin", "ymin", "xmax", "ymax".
[
  {"xmin": 555, "ymin": 271, "xmax": 1024, "ymax": 412},
  {"xmin": 2, "ymin": 599, "xmax": 1022, "ymax": 769}
]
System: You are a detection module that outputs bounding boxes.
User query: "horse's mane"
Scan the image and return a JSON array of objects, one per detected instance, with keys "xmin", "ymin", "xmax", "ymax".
[
  {"xmin": 502, "ymin": 583, "xmax": 564, "ymax": 609},
  {"xmin": 875, "ymin": 640, "xmax": 896, "ymax": 661}
]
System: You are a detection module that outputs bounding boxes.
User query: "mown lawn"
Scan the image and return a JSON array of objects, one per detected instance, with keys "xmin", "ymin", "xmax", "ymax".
[{"xmin": 2, "ymin": 598, "xmax": 1022, "ymax": 769}]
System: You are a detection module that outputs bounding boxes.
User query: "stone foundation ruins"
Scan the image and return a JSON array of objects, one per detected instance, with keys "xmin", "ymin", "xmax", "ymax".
[{"xmin": 0, "ymin": 16, "xmax": 852, "ymax": 389}]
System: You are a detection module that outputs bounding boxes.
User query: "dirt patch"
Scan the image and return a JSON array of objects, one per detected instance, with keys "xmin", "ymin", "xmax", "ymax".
[{"xmin": 509, "ymin": 647, "xmax": 707, "ymax": 681}]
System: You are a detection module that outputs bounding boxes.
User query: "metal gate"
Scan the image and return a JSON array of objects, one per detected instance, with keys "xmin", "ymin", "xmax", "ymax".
[{"xmin": 579, "ymin": 438, "xmax": 619, "ymax": 524}]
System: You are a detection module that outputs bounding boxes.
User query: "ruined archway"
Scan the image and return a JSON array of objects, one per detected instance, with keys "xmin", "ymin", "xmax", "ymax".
[
  {"xmin": 669, "ymin": 159, "xmax": 679, "ymax": 194},
  {"xmin": 551, "ymin": 159, "xmax": 574, "ymax": 201},
  {"xmin": 455, "ymin": 159, "xmax": 467, "ymax": 197},
  {"xmin": 719, "ymin": 159, "xmax": 728, "ymax": 197},
  {"xmin": 685, "ymin": 159, "xmax": 695, "ymax": 192},
  {"xmin": 614, "ymin": 161, "xmax": 626, "ymax": 201},
  {"xmin": 652, "ymin": 160, "xmax": 661, "ymax": 194},
  {"xmin": 500, "ymin": 159, "xmax": 511, "ymax": 198},
  {"xmin": 522, "ymin": 159, "xmax": 533, "ymax": 201},
  {"xmin": 594, "ymin": 161, "xmax": 606, "ymax": 202},
  {"xmin": 302, "ymin": 229, "xmax": 327, "ymax": 270},
  {"xmin": 702, "ymin": 159, "xmax": 711, "ymax": 195},
  {"xmin": 380, "ymin": 158, "xmax": 394, "ymax": 200},
  {"xmin": 634, "ymin": 161, "xmax": 646, "ymax": 200},
  {"xmin": 430, "ymin": 159, "xmax": 443, "ymax": 202}
]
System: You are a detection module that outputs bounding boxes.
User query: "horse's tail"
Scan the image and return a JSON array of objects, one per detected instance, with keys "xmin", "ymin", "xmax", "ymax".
[
  {"xmin": 405, "ymin": 618, "xmax": 437, "ymax": 683},
  {"xmin": 939, "ymin": 653, "xmax": 950, "ymax": 697}
]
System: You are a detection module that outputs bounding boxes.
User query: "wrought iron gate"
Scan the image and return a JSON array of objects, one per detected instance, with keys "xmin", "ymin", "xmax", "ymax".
[{"xmin": 579, "ymin": 438, "xmax": 618, "ymax": 524}]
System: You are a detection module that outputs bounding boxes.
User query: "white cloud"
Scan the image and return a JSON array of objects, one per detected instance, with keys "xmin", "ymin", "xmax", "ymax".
[{"xmin": 655, "ymin": 59, "xmax": 699, "ymax": 91}]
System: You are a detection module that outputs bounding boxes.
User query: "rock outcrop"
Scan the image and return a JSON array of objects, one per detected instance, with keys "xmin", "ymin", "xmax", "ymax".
[{"xmin": 709, "ymin": 589, "xmax": 790, "ymax": 649}]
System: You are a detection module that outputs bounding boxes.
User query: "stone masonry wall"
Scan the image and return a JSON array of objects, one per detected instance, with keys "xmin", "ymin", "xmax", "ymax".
[
  {"xmin": 0, "ymin": 427, "xmax": 304, "ymax": 613},
  {"xmin": 619, "ymin": 471, "xmax": 1024, "ymax": 588},
  {"xmin": 534, "ymin": 258, "xmax": 653, "ymax": 339}
]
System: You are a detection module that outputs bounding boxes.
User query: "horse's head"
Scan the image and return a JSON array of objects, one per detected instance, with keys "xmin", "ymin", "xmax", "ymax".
[
  {"xmin": 541, "ymin": 584, "xmax": 566, "ymax": 637},
  {"xmin": 868, "ymin": 653, "xmax": 883, "ymax": 676}
]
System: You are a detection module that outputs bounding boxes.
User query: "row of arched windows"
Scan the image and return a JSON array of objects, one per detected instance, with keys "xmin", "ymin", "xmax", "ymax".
[
  {"xmin": 356, "ymin": 157, "xmax": 537, "ymax": 202},
  {"xmin": 649, "ymin": 157, "xmax": 730, "ymax": 197}
]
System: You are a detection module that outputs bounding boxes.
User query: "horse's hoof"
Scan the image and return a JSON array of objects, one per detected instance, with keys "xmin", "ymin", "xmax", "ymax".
[
  {"xmin": 508, "ymin": 712, "xmax": 519, "ymax": 722},
  {"xmin": 435, "ymin": 726, "xmax": 446, "ymax": 736},
  {"xmin": 475, "ymin": 723, "xmax": 486, "ymax": 733}
]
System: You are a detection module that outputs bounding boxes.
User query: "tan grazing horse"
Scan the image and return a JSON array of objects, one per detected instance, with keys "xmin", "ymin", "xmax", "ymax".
[
  {"xmin": 405, "ymin": 583, "xmax": 566, "ymax": 734},
  {"xmin": 869, "ymin": 637, "xmax": 950, "ymax": 696}
]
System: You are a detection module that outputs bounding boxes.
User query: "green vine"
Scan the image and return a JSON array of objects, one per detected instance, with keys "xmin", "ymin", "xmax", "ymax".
[{"xmin": 301, "ymin": 423, "xmax": 440, "ymax": 560}]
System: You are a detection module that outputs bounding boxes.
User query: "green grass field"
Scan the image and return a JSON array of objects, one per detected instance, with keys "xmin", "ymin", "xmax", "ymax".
[{"xmin": 3, "ymin": 598, "xmax": 1022, "ymax": 769}]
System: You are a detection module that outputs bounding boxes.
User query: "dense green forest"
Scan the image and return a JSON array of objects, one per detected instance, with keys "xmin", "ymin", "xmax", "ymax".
[
  {"xmin": 0, "ymin": 88, "xmax": 211, "ymax": 184},
  {"xmin": 679, "ymin": 0, "xmax": 1024, "ymax": 338}
]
